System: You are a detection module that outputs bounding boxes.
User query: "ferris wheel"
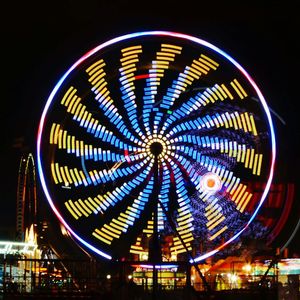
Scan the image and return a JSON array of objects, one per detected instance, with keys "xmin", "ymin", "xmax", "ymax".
[
  {"xmin": 16, "ymin": 153, "xmax": 37, "ymax": 241},
  {"xmin": 37, "ymin": 31, "xmax": 275, "ymax": 263}
]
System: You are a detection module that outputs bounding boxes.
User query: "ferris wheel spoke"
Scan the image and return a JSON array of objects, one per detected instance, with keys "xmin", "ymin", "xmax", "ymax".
[
  {"xmin": 167, "ymin": 159, "xmax": 195, "ymax": 255},
  {"xmin": 158, "ymin": 161, "xmax": 172, "ymax": 221},
  {"xmin": 142, "ymin": 44, "xmax": 183, "ymax": 135},
  {"xmin": 92, "ymin": 175, "xmax": 155, "ymax": 245},
  {"xmin": 166, "ymin": 110, "xmax": 259, "ymax": 139},
  {"xmin": 58, "ymin": 87, "xmax": 144, "ymax": 149},
  {"xmin": 51, "ymin": 156, "xmax": 150, "ymax": 188},
  {"xmin": 202, "ymin": 195, "xmax": 228, "ymax": 242},
  {"xmin": 85, "ymin": 60, "xmax": 143, "ymax": 144},
  {"xmin": 118, "ymin": 45, "xmax": 146, "ymax": 137},
  {"xmin": 154, "ymin": 54, "xmax": 220, "ymax": 133},
  {"xmin": 49, "ymin": 123, "xmax": 144, "ymax": 163},
  {"xmin": 172, "ymin": 135, "xmax": 263, "ymax": 176},
  {"xmin": 64, "ymin": 160, "xmax": 154, "ymax": 220},
  {"xmin": 161, "ymin": 80, "xmax": 239, "ymax": 134}
]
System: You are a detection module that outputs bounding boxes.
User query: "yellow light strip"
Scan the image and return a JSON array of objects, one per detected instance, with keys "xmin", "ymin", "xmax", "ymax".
[
  {"xmin": 185, "ymin": 68, "xmax": 200, "ymax": 79},
  {"xmin": 130, "ymin": 245, "xmax": 143, "ymax": 250},
  {"xmin": 94, "ymin": 229, "xmax": 113, "ymax": 241},
  {"xmin": 55, "ymin": 163, "xmax": 62, "ymax": 183},
  {"xmin": 240, "ymin": 145, "xmax": 246, "ymax": 163},
  {"xmin": 213, "ymin": 86, "xmax": 224, "ymax": 101},
  {"xmin": 86, "ymin": 59, "xmax": 105, "ymax": 74},
  {"xmin": 240, "ymin": 193, "xmax": 253, "ymax": 213},
  {"xmin": 61, "ymin": 86, "xmax": 76, "ymax": 105},
  {"xmin": 74, "ymin": 201, "xmax": 89, "ymax": 217},
  {"xmin": 230, "ymin": 81, "xmax": 244, "ymax": 99},
  {"xmin": 206, "ymin": 213, "xmax": 222, "ymax": 227},
  {"xmin": 53, "ymin": 123, "xmax": 60, "ymax": 144},
  {"xmin": 104, "ymin": 224, "xmax": 122, "ymax": 235},
  {"xmin": 256, "ymin": 154, "xmax": 263, "ymax": 176},
  {"xmin": 74, "ymin": 168, "xmax": 82, "ymax": 184},
  {"xmin": 199, "ymin": 57, "xmax": 216, "ymax": 70},
  {"xmin": 65, "ymin": 202, "xmax": 79, "ymax": 220},
  {"xmin": 215, "ymin": 84, "xmax": 227, "ymax": 99},
  {"xmin": 206, "ymin": 209, "xmax": 220, "ymax": 221},
  {"xmin": 57, "ymin": 129, "xmax": 63, "ymax": 149},
  {"xmin": 240, "ymin": 113, "xmax": 248, "ymax": 132},
  {"xmin": 122, "ymin": 58, "xmax": 139, "ymax": 66},
  {"xmin": 161, "ymin": 44, "xmax": 182, "ymax": 50},
  {"xmin": 78, "ymin": 199, "xmax": 92, "ymax": 215},
  {"xmin": 220, "ymin": 84, "xmax": 234, "ymax": 100},
  {"xmin": 201, "ymin": 54, "xmax": 219, "ymax": 68},
  {"xmin": 231, "ymin": 182, "xmax": 243, "ymax": 198},
  {"xmin": 63, "ymin": 166, "xmax": 73, "ymax": 184},
  {"xmin": 244, "ymin": 148, "xmax": 251, "ymax": 168},
  {"xmin": 110, "ymin": 221, "xmax": 124, "ymax": 232},
  {"xmin": 51, "ymin": 163, "xmax": 58, "ymax": 184},
  {"xmin": 191, "ymin": 62, "xmax": 207, "ymax": 74},
  {"xmin": 89, "ymin": 68, "xmax": 105, "ymax": 83},
  {"xmin": 209, "ymin": 226, "xmax": 227, "ymax": 241},
  {"xmin": 101, "ymin": 227, "xmax": 119, "ymax": 239},
  {"xmin": 226, "ymin": 175, "xmax": 237, "ymax": 193},
  {"xmin": 88, "ymin": 197, "xmax": 99, "ymax": 210},
  {"xmin": 64, "ymin": 87, "xmax": 77, "ymax": 107},
  {"xmin": 121, "ymin": 45, "xmax": 142, "ymax": 53},
  {"xmin": 193, "ymin": 60, "xmax": 209, "ymax": 73},
  {"xmin": 233, "ymin": 79, "xmax": 247, "ymax": 97},
  {"xmin": 120, "ymin": 54, "xmax": 139, "ymax": 62},
  {"xmin": 225, "ymin": 112, "xmax": 233, "ymax": 127},
  {"xmin": 252, "ymin": 154, "xmax": 259, "ymax": 175},
  {"xmin": 234, "ymin": 185, "xmax": 247, "ymax": 206},
  {"xmin": 84, "ymin": 200, "xmax": 96, "ymax": 213},
  {"xmin": 91, "ymin": 74, "xmax": 106, "ymax": 89},
  {"xmin": 68, "ymin": 200, "xmax": 82, "ymax": 218},
  {"xmin": 250, "ymin": 115, "xmax": 258, "ymax": 136},
  {"xmin": 244, "ymin": 112, "xmax": 252, "ymax": 132},
  {"xmin": 177, "ymin": 212, "xmax": 192, "ymax": 222},
  {"xmin": 208, "ymin": 216, "xmax": 225, "ymax": 231},
  {"xmin": 122, "ymin": 49, "xmax": 142, "ymax": 57},
  {"xmin": 189, "ymin": 66, "xmax": 202, "ymax": 77},
  {"xmin": 49, "ymin": 123, "xmax": 57, "ymax": 144},
  {"xmin": 92, "ymin": 231, "xmax": 111, "ymax": 245},
  {"xmin": 248, "ymin": 149, "xmax": 255, "ymax": 169},
  {"xmin": 157, "ymin": 56, "xmax": 175, "ymax": 62}
]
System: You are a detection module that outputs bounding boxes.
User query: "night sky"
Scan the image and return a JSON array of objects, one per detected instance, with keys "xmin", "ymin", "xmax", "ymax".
[{"xmin": 0, "ymin": 1, "xmax": 299, "ymax": 251}]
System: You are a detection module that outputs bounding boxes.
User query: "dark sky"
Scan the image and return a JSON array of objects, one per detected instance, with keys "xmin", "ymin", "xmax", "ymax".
[{"xmin": 0, "ymin": 1, "xmax": 299, "ymax": 250}]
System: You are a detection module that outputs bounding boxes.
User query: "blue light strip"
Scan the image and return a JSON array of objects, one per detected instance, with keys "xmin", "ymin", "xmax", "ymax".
[
  {"xmin": 142, "ymin": 75, "xmax": 159, "ymax": 135},
  {"xmin": 168, "ymin": 159, "xmax": 191, "ymax": 210},
  {"xmin": 70, "ymin": 107, "xmax": 143, "ymax": 151},
  {"xmin": 99, "ymin": 160, "xmax": 153, "ymax": 212},
  {"xmin": 77, "ymin": 157, "xmax": 151, "ymax": 187},
  {"xmin": 89, "ymin": 83, "xmax": 143, "ymax": 146},
  {"xmin": 119, "ymin": 51, "xmax": 145, "ymax": 138},
  {"xmin": 166, "ymin": 111, "xmax": 244, "ymax": 138}
]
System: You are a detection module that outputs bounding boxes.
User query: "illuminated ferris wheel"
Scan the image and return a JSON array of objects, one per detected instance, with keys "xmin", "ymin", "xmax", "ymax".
[{"xmin": 37, "ymin": 31, "xmax": 275, "ymax": 263}]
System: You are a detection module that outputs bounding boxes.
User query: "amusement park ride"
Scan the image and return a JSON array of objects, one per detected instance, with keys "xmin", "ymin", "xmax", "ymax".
[
  {"xmin": 36, "ymin": 31, "xmax": 278, "ymax": 294},
  {"xmin": 1, "ymin": 31, "xmax": 298, "ymax": 299}
]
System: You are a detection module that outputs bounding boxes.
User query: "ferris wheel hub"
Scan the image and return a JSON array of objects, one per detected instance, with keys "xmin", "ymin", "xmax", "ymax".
[{"xmin": 150, "ymin": 142, "xmax": 163, "ymax": 156}]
